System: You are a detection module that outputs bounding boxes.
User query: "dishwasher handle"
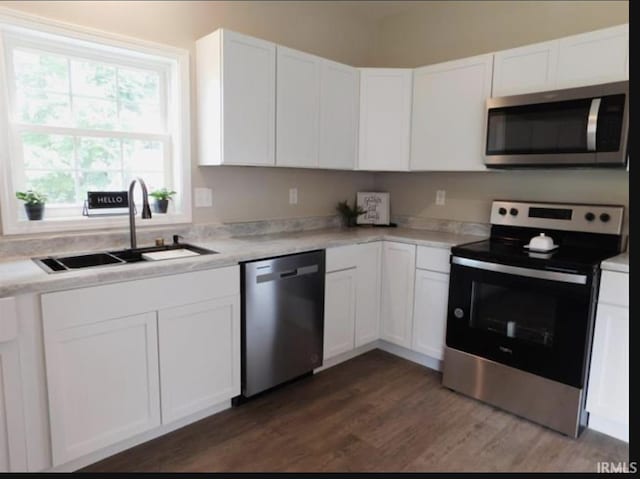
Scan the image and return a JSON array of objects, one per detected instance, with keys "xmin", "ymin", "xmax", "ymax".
[{"xmin": 256, "ymin": 264, "xmax": 319, "ymax": 283}]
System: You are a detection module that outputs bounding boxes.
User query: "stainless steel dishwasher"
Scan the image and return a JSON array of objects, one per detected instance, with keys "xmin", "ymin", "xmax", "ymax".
[{"xmin": 239, "ymin": 250, "xmax": 325, "ymax": 399}]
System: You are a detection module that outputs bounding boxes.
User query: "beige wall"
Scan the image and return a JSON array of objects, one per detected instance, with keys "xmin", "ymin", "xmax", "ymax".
[
  {"xmin": 369, "ymin": 1, "xmax": 629, "ymax": 67},
  {"xmin": 0, "ymin": 1, "xmax": 630, "ymax": 232}
]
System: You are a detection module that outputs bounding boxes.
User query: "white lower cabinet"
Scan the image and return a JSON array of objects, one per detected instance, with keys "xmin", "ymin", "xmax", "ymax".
[
  {"xmin": 41, "ymin": 267, "xmax": 240, "ymax": 466},
  {"xmin": 380, "ymin": 242, "xmax": 416, "ymax": 348},
  {"xmin": 586, "ymin": 270, "xmax": 629, "ymax": 442},
  {"xmin": 323, "ymin": 242, "xmax": 382, "ymax": 361},
  {"xmin": 324, "ymin": 268, "xmax": 357, "ymax": 359},
  {"xmin": 44, "ymin": 312, "xmax": 161, "ymax": 465},
  {"xmin": 411, "ymin": 269, "xmax": 450, "ymax": 360},
  {"xmin": 158, "ymin": 296, "xmax": 240, "ymax": 424},
  {"xmin": 0, "ymin": 298, "xmax": 27, "ymax": 472}
]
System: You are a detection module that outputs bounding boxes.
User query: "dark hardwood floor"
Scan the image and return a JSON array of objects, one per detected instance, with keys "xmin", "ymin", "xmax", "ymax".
[{"xmin": 82, "ymin": 349, "xmax": 628, "ymax": 473}]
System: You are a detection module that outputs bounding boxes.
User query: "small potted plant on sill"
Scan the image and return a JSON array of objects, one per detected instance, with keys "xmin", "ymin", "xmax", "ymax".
[
  {"xmin": 16, "ymin": 190, "xmax": 47, "ymax": 221},
  {"xmin": 336, "ymin": 199, "xmax": 366, "ymax": 228},
  {"xmin": 149, "ymin": 188, "xmax": 176, "ymax": 214}
]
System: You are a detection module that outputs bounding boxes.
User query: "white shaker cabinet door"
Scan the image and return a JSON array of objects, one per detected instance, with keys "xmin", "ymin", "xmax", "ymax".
[
  {"xmin": 323, "ymin": 268, "xmax": 357, "ymax": 360},
  {"xmin": 354, "ymin": 241, "xmax": 382, "ymax": 347},
  {"xmin": 358, "ymin": 69, "xmax": 412, "ymax": 171},
  {"xmin": 411, "ymin": 269, "xmax": 450, "ymax": 360},
  {"xmin": 492, "ymin": 40, "xmax": 558, "ymax": 96},
  {"xmin": 158, "ymin": 296, "xmax": 241, "ymax": 424},
  {"xmin": 380, "ymin": 242, "xmax": 416, "ymax": 348},
  {"xmin": 44, "ymin": 312, "xmax": 161, "ymax": 466},
  {"xmin": 556, "ymin": 24, "xmax": 628, "ymax": 89},
  {"xmin": 319, "ymin": 59, "xmax": 359, "ymax": 170},
  {"xmin": 276, "ymin": 46, "xmax": 322, "ymax": 168},
  {"xmin": 411, "ymin": 54, "xmax": 492, "ymax": 171},
  {"xmin": 586, "ymin": 302, "xmax": 629, "ymax": 440}
]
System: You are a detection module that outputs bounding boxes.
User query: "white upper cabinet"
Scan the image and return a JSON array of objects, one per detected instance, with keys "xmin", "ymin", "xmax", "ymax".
[
  {"xmin": 358, "ymin": 69, "xmax": 413, "ymax": 171},
  {"xmin": 410, "ymin": 54, "xmax": 492, "ymax": 171},
  {"xmin": 555, "ymin": 24, "xmax": 629, "ymax": 89},
  {"xmin": 492, "ymin": 40, "xmax": 558, "ymax": 97},
  {"xmin": 196, "ymin": 29, "xmax": 276, "ymax": 166},
  {"xmin": 276, "ymin": 46, "xmax": 322, "ymax": 168},
  {"xmin": 492, "ymin": 24, "xmax": 628, "ymax": 97},
  {"xmin": 319, "ymin": 59, "xmax": 359, "ymax": 170}
]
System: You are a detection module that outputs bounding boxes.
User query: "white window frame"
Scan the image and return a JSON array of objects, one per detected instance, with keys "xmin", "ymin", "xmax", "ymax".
[{"xmin": 0, "ymin": 8, "xmax": 192, "ymax": 235}]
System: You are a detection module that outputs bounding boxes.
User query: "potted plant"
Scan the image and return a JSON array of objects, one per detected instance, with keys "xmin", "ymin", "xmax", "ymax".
[
  {"xmin": 149, "ymin": 188, "xmax": 176, "ymax": 214},
  {"xmin": 336, "ymin": 199, "xmax": 366, "ymax": 228},
  {"xmin": 16, "ymin": 190, "xmax": 47, "ymax": 220}
]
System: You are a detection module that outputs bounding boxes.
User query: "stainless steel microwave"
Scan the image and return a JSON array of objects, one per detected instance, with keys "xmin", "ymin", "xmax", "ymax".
[{"xmin": 484, "ymin": 81, "xmax": 628, "ymax": 168}]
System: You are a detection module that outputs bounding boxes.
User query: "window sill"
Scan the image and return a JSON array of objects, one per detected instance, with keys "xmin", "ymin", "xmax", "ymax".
[{"xmin": 3, "ymin": 212, "xmax": 192, "ymax": 236}]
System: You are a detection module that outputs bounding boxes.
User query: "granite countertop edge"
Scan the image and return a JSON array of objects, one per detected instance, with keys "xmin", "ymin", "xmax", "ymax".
[
  {"xmin": 0, "ymin": 227, "xmax": 487, "ymax": 298},
  {"xmin": 600, "ymin": 252, "xmax": 629, "ymax": 273}
]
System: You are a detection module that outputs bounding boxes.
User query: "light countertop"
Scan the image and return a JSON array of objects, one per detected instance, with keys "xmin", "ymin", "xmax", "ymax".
[
  {"xmin": 601, "ymin": 252, "xmax": 629, "ymax": 273},
  {"xmin": 0, "ymin": 227, "xmax": 486, "ymax": 298}
]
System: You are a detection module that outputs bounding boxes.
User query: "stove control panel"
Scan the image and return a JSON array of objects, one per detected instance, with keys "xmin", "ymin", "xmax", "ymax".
[{"xmin": 490, "ymin": 201, "xmax": 624, "ymax": 235}]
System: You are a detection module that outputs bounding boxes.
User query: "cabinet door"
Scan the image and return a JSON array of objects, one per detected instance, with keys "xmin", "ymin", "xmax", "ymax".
[
  {"xmin": 411, "ymin": 54, "xmax": 492, "ymax": 171},
  {"xmin": 556, "ymin": 24, "xmax": 629, "ymax": 88},
  {"xmin": 355, "ymin": 242, "xmax": 382, "ymax": 347},
  {"xmin": 0, "ymin": 298, "xmax": 27, "ymax": 473},
  {"xmin": 324, "ymin": 268, "xmax": 357, "ymax": 360},
  {"xmin": 158, "ymin": 296, "xmax": 241, "ymax": 424},
  {"xmin": 411, "ymin": 269, "xmax": 450, "ymax": 360},
  {"xmin": 380, "ymin": 242, "xmax": 416, "ymax": 348},
  {"xmin": 492, "ymin": 40, "xmax": 557, "ymax": 96},
  {"xmin": 358, "ymin": 69, "xmax": 412, "ymax": 171},
  {"xmin": 44, "ymin": 312, "xmax": 161, "ymax": 465},
  {"xmin": 276, "ymin": 46, "xmax": 321, "ymax": 168},
  {"xmin": 586, "ymin": 303, "xmax": 629, "ymax": 426},
  {"xmin": 222, "ymin": 30, "xmax": 276, "ymax": 166},
  {"xmin": 319, "ymin": 59, "xmax": 359, "ymax": 170}
]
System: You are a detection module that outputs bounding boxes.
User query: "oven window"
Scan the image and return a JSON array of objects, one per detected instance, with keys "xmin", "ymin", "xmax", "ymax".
[{"xmin": 469, "ymin": 282, "xmax": 556, "ymax": 347}]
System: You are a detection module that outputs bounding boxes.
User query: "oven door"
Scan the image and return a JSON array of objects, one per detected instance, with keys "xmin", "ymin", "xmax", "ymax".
[{"xmin": 446, "ymin": 257, "xmax": 595, "ymax": 388}]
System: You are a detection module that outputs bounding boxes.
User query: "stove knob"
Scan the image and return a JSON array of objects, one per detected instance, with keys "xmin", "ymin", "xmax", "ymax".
[
  {"xmin": 498, "ymin": 207, "xmax": 507, "ymax": 216},
  {"xmin": 585, "ymin": 212, "xmax": 595, "ymax": 222},
  {"xmin": 600, "ymin": 213, "xmax": 611, "ymax": 223},
  {"xmin": 509, "ymin": 208, "xmax": 519, "ymax": 216},
  {"xmin": 454, "ymin": 308, "xmax": 465, "ymax": 319}
]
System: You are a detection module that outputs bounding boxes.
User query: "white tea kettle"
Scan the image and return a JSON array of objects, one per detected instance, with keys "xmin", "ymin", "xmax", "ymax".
[{"xmin": 526, "ymin": 233, "xmax": 557, "ymax": 252}]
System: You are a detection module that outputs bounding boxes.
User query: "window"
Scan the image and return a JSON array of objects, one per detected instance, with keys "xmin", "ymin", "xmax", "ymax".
[{"xmin": 0, "ymin": 11, "xmax": 191, "ymax": 234}]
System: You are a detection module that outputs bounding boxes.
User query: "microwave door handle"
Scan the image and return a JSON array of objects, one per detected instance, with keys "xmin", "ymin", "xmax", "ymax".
[{"xmin": 587, "ymin": 98, "xmax": 601, "ymax": 151}]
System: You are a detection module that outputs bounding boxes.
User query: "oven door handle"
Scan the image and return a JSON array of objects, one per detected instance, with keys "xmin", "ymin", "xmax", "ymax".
[{"xmin": 451, "ymin": 257, "xmax": 588, "ymax": 285}]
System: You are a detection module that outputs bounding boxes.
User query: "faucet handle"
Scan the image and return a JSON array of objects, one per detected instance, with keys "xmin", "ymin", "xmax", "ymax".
[{"xmin": 173, "ymin": 234, "xmax": 184, "ymax": 245}]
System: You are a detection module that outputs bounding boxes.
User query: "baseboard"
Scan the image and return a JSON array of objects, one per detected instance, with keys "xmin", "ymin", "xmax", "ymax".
[
  {"xmin": 588, "ymin": 414, "xmax": 629, "ymax": 442},
  {"xmin": 377, "ymin": 340, "xmax": 442, "ymax": 372},
  {"xmin": 314, "ymin": 341, "xmax": 378, "ymax": 373},
  {"xmin": 46, "ymin": 400, "xmax": 232, "ymax": 472}
]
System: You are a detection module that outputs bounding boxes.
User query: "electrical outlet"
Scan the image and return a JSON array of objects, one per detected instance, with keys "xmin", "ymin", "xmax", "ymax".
[
  {"xmin": 436, "ymin": 190, "xmax": 446, "ymax": 206},
  {"xmin": 194, "ymin": 187, "xmax": 213, "ymax": 207},
  {"xmin": 289, "ymin": 187, "xmax": 298, "ymax": 205}
]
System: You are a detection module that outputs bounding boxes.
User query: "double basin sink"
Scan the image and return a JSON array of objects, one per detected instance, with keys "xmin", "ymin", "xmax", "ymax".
[{"xmin": 34, "ymin": 242, "xmax": 217, "ymax": 274}]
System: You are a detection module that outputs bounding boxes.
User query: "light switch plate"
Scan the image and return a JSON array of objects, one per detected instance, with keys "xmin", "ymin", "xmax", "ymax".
[
  {"xmin": 194, "ymin": 187, "xmax": 213, "ymax": 207},
  {"xmin": 289, "ymin": 188, "xmax": 298, "ymax": 205},
  {"xmin": 436, "ymin": 190, "xmax": 446, "ymax": 206}
]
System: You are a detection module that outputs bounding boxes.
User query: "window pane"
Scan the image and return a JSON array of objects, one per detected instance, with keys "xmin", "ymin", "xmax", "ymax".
[
  {"xmin": 25, "ymin": 170, "xmax": 76, "ymax": 204},
  {"xmin": 78, "ymin": 137, "xmax": 121, "ymax": 170},
  {"xmin": 22, "ymin": 133, "xmax": 74, "ymax": 170},
  {"xmin": 118, "ymin": 68, "xmax": 160, "ymax": 105},
  {"xmin": 71, "ymin": 60, "xmax": 116, "ymax": 100},
  {"xmin": 123, "ymin": 139, "xmax": 164, "ymax": 172},
  {"xmin": 16, "ymin": 90, "xmax": 71, "ymax": 125},
  {"xmin": 78, "ymin": 170, "xmax": 122, "ymax": 194},
  {"xmin": 73, "ymin": 97, "xmax": 117, "ymax": 129},
  {"xmin": 13, "ymin": 49, "xmax": 69, "ymax": 93},
  {"xmin": 119, "ymin": 101, "xmax": 162, "ymax": 132},
  {"xmin": 131, "ymin": 172, "xmax": 165, "ymax": 194}
]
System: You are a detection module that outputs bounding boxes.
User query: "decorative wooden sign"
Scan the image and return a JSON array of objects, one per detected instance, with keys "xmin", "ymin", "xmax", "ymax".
[
  {"xmin": 82, "ymin": 191, "xmax": 130, "ymax": 217},
  {"xmin": 356, "ymin": 191, "xmax": 390, "ymax": 225}
]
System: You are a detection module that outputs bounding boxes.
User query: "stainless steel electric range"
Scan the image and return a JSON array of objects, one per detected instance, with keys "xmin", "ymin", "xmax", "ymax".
[{"xmin": 442, "ymin": 200, "xmax": 625, "ymax": 437}]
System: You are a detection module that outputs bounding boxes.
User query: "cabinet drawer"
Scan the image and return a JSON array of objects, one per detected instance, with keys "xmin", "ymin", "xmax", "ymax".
[
  {"xmin": 599, "ymin": 270, "xmax": 629, "ymax": 307},
  {"xmin": 326, "ymin": 244, "xmax": 360, "ymax": 272},
  {"xmin": 416, "ymin": 246, "xmax": 451, "ymax": 273}
]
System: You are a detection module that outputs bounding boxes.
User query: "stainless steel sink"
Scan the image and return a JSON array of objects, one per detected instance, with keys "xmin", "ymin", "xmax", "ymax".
[{"xmin": 33, "ymin": 243, "xmax": 217, "ymax": 274}]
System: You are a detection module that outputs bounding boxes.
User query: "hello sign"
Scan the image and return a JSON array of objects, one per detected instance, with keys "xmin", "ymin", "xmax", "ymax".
[{"xmin": 87, "ymin": 191, "xmax": 129, "ymax": 209}]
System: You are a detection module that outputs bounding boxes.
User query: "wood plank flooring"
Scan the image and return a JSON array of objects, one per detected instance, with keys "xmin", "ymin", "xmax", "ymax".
[{"xmin": 82, "ymin": 349, "xmax": 628, "ymax": 473}]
